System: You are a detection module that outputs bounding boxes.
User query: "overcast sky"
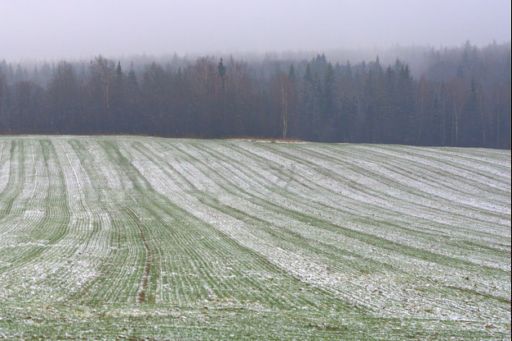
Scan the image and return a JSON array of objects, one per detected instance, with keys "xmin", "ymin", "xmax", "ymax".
[{"xmin": 0, "ymin": 0, "xmax": 510, "ymax": 60}]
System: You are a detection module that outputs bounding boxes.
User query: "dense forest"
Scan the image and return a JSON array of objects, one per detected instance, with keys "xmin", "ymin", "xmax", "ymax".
[{"xmin": 0, "ymin": 42, "xmax": 510, "ymax": 148}]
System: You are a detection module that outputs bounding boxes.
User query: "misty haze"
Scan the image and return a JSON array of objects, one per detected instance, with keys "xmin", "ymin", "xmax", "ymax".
[
  {"xmin": 0, "ymin": 1, "xmax": 510, "ymax": 340},
  {"xmin": 0, "ymin": 0, "xmax": 510, "ymax": 59}
]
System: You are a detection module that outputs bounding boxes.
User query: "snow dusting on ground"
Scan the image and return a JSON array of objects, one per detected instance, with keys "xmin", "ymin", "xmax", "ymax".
[{"xmin": 0, "ymin": 136, "xmax": 510, "ymax": 339}]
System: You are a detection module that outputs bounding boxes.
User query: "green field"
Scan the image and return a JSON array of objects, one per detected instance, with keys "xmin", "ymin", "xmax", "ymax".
[{"xmin": 0, "ymin": 136, "xmax": 510, "ymax": 339}]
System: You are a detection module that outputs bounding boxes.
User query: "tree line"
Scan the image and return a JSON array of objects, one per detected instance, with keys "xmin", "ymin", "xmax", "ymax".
[{"xmin": 0, "ymin": 42, "xmax": 510, "ymax": 148}]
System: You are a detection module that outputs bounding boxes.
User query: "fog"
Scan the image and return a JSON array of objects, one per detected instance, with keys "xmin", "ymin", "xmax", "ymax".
[{"xmin": 0, "ymin": 0, "xmax": 510, "ymax": 60}]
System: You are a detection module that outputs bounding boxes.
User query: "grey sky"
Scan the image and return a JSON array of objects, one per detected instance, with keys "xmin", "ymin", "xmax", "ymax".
[{"xmin": 1, "ymin": 0, "xmax": 510, "ymax": 60}]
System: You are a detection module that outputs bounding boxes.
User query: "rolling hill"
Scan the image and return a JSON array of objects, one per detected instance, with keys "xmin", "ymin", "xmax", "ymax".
[{"xmin": 0, "ymin": 136, "xmax": 510, "ymax": 339}]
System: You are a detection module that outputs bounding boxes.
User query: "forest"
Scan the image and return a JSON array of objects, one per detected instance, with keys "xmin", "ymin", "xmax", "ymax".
[{"xmin": 0, "ymin": 42, "xmax": 510, "ymax": 148}]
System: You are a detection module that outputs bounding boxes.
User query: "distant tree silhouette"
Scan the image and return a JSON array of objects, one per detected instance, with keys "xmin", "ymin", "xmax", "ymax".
[{"xmin": 0, "ymin": 43, "xmax": 509, "ymax": 149}]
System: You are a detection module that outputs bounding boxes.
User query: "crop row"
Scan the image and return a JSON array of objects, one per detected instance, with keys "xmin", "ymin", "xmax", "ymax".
[{"xmin": 0, "ymin": 136, "xmax": 509, "ymax": 339}]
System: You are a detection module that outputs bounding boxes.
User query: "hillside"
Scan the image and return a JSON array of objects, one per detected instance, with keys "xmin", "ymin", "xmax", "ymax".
[{"xmin": 0, "ymin": 136, "xmax": 510, "ymax": 339}]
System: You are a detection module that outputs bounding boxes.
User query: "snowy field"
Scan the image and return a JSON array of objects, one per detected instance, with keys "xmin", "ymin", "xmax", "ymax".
[{"xmin": 0, "ymin": 136, "xmax": 510, "ymax": 339}]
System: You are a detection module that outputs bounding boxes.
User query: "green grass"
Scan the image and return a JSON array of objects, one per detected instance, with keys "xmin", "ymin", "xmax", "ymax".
[{"xmin": 0, "ymin": 136, "xmax": 510, "ymax": 340}]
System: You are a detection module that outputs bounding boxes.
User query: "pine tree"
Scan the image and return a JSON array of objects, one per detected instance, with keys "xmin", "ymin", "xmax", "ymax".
[{"xmin": 218, "ymin": 58, "xmax": 226, "ymax": 91}]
